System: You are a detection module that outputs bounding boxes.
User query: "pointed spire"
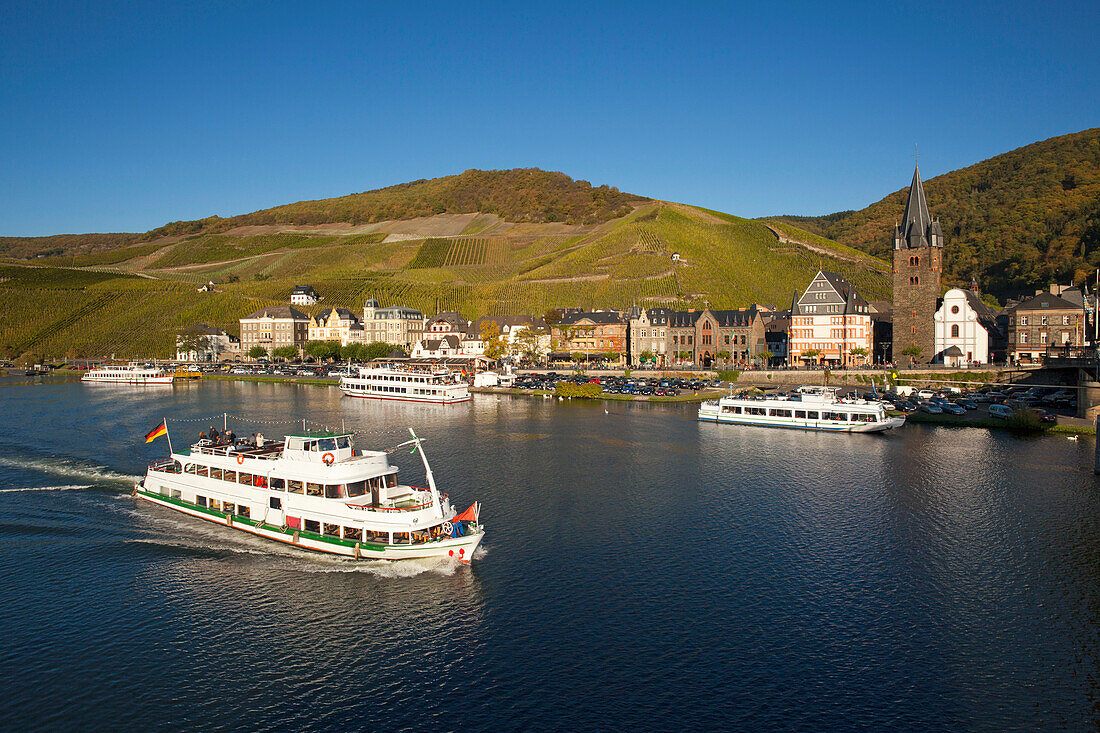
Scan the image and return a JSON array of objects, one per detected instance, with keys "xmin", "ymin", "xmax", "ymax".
[{"xmin": 901, "ymin": 165, "xmax": 932, "ymax": 246}]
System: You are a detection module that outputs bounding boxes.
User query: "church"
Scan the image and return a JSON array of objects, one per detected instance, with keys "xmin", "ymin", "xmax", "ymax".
[{"xmin": 892, "ymin": 166, "xmax": 944, "ymax": 364}]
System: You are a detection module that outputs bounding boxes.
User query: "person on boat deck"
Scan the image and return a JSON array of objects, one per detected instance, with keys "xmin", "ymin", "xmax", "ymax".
[
  {"xmin": 256, "ymin": 432, "xmax": 265, "ymax": 448},
  {"xmin": 209, "ymin": 426, "xmax": 220, "ymax": 443},
  {"xmin": 198, "ymin": 431, "xmax": 207, "ymax": 442},
  {"xmin": 225, "ymin": 429, "xmax": 236, "ymax": 444}
]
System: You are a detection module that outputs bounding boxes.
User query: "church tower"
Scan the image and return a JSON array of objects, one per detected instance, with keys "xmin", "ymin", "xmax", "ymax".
[{"xmin": 891, "ymin": 166, "xmax": 943, "ymax": 364}]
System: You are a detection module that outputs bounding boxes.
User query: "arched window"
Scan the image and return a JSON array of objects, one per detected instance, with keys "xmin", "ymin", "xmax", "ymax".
[
  {"xmin": 910, "ymin": 276, "xmax": 920, "ymax": 286},
  {"xmin": 909, "ymin": 255, "xmax": 920, "ymax": 267},
  {"xmin": 951, "ymin": 324, "xmax": 959, "ymax": 338}
]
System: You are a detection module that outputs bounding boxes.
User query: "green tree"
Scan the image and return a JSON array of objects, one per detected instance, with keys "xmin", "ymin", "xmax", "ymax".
[
  {"xmin": 248, "ymin": 345, "xmax": 268, "ymax": 360},
  {"xmin": 481, "ymin": 320, "xmax": 506, "ymax": 360},
  {"xmin": 514, "ymin": 326, "xmax": 542, "ymax": 362},
  {"xmin": 900, "ymin": 344, "xmax": 922, "ymax": 365},
  {"xmin": 341, "ymin": 343, "xmax": 363, "ymax": 361},
  {"xmin": 802, "ymin": 348, "xmax": 820, "ymax": 363},
  {"xmin": 639, "ymin": 349, "xmax": 655, "ymax": 363},
  {"xmin": 755, "ymin": 349, "xmax": 774, "ymax": 365},
  {"xmin": 273, "ymin": 345, "xmax": 299, "ymax": 361},
  {"xmin": 364, "ymin": 341, "xmax": 394, "ymax": 360},
  {"xmin": 543, "ymin": 308, "xmax": 562, "ymax": 326},
  {"xmin": 715, "ymin": 350, "xmax": 731, "ymax": 364}
]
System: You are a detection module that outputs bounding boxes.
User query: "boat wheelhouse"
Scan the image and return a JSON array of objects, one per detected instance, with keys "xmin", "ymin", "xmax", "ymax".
[
  {"xmin": 339, "ymin": 363, "xmax": 471, "ymax": 404},
  {"xmin": 698, "ymin": 386, "xmax": 905, "ymax": 433},
  {"xmin": 136, "ymin": 428, "xmax": 484, "ymax": 562},
  {"xmin": 82, "ymin": 363, "xmax": 174, "ymax": 384}
]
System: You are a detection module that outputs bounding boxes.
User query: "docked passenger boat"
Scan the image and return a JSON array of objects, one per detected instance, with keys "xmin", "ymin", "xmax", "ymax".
[
  {"xmin": 698, "ymin": 386, "xmax": 905, "ymax": 433},
  {"xmin": 136, "ymin": 428, "xmax": 485, "ymax": 562},
  {"xmin": 339, "ymin": 364, "xmax": 471, "ymax": 404},
  {"xmin": 82, "ymin": 363, "xmax": 174, "ymax": 384}
]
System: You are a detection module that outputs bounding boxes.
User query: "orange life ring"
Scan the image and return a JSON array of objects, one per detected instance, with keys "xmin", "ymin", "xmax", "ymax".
[
  {"xmin": 236, "ymin": 453, "xmax": 244, "ymax": 465},
  {"xmin": 322, "ymin": 452, "xmax": 335, "ymax": 465}
]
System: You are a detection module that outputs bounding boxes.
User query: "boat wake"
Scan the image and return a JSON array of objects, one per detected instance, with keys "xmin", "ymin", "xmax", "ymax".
[
  {"xmin": 0, "ymin": 484, "xmax": 94, "ymax": 493},
  {"xmin": 0, "ymin": 454, "xmax": 141, "ymax": 486}
]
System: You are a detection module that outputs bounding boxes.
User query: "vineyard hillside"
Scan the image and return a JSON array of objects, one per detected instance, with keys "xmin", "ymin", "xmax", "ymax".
[{"xmin": 0, "ymin": 201, "xmax": 891, "ymax": 359}]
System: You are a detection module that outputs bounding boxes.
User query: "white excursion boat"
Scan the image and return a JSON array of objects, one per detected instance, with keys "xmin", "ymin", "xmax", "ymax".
[
  {"xmin": 82, "ymin": 363, "xmax": 174, "ymax": 384},
  {"xmin": 136, "ymin": 428, "xmax": 485, "ymax": 563},
  {"xmin": 698, "ymin": 386, "xmax": 905, "ymax": 433},
  {"xmin": 339, "ymin": 364, "xmax": 471, "ymax": 404}
]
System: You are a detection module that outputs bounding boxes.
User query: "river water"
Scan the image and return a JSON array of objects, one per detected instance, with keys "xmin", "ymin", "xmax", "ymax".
[{"xmin": 1, "ymin": 379, "xmax": 1098, "ymax": 731}]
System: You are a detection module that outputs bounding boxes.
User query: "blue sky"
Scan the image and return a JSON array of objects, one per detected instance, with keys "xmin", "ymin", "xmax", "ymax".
[{"xmin": 1, "ymin": 0, "xmax": 1097, "ymax": 235}]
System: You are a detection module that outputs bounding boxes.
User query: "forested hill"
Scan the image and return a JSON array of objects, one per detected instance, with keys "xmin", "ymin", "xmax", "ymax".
[
  {"xmin": 776, "ymin": 128, "xmax": 1100, "ymax": 300},
  {"xmin": 140, "ymin": 169, "xmax": 648, "ymax": 241}
]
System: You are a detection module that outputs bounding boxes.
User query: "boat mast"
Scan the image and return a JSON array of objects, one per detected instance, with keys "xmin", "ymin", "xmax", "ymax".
[{"xmin": 405, "ymin": 428, "xmax": 445, "ymax": 519}]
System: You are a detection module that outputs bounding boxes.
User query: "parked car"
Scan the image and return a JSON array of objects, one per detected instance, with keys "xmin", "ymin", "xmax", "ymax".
[
  {"xmin": 1032, "ymin": 408, "xmax": 1057, "ymax": 424},
  {"xmin": 941, "ymin": 403, "xmax": 966, "ymax": 415},
  {"xmin": 918, "ymin": 402, "xmax": 943, "ymax": 414},
  {"xmin": 988, "ymin": 404, "xmax": 1013, "ymax": 420}
]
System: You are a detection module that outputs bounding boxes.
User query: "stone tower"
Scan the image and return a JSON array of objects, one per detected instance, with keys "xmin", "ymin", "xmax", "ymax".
[{"xmin": 891, "ymin": 166, "xmax": 943, "ymax": 364}]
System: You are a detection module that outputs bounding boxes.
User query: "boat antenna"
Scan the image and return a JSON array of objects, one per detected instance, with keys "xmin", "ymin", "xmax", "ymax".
[{"xmin": 223, "ymin": 412, "xmax": 227, "ymax": 432}]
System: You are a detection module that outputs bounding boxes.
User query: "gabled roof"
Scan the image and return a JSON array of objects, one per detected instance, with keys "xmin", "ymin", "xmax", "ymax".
[
  {"xmin": 668, "ymin": 311, "xmax": 701, "ymax": 327},
  {"xmin": 242, "ymin": 305, "xmax": 309, "ymax": 321},
  {"xmin": 798, "ymin": 271, "xmax": 869, "ymax": 312},
  {"xmin": 473, "ymin": 315, "xmax": 547, "ymax": 333},
  {"xmin": 1012, "ymin": 292, "xmax": 1080, "ymax": 312},
  {"xmin": 423, "ymin": 335, "xmax": 461, "ymax": 350},
  {"xmin": 707, "ymin": 307, "xmax": 760, "ymax": 327},
  {"xmin": 291, "ymin": 285, "xmax": 317, "ymax": 295}
]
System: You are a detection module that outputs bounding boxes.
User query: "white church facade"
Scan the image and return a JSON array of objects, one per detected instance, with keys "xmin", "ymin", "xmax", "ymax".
[{"xmin": 933, "ymin": 288, "xmax": 997, "ymax": 366}]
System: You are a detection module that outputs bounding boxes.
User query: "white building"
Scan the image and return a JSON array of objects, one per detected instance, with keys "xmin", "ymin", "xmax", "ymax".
[
  {"xmin": 176, "ymin": 325, "xmax": 241, "ymax": 362},
  {"xmin": 788, "ymin": 271, "xmax": 873, "ymax": 367},
  {"xmin": 933, "ymin": 288, "xmax": 997, "ymax": 366},
  {"xmin": 472, "ymin": 315, "xmax": 550, "ymax": 361},
  {"xmin": 290, "ymin": 285, "xmax": 319, "ymax": 306}
]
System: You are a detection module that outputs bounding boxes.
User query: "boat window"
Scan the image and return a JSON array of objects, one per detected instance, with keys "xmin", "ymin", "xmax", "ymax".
[
  {"xmin": 238, "ymin": 472, "xmax": 252, "ymax": 485},
  {"xmin": 323, "ymin": 523, "xmax": 341, "ymax": 538},
  {"xmin": 271, "ymin": 477, "xmax": 285, "ymax": 491},
  {"xmin": 324, "ymin": 484, "xmax": 345, "ymax": 499},
  {"xmin": 224, "ymin": 502, "xmax": 236, "ymax": 514},
  {"xmin": 318, "ymin": 438, "xmax": 337, "ymax": 452},
  {"xmin": 746, "ymin": 406, "xmax": 767, "ymax": 416},
  {"xmin": 269, "ymin": 496, "xmax": 281, "ymax": 510},
  {"xmin": 306, "ymin": 482, "xmax": 323, "ymax": 497},
  {"xmin": 225, "ymin": 470, "xmax": 236, "ymax": 483},
  {"xmin": 197, "ymin": 465, "xmax": 209, "ymax": 477},
  {"xmin": 170, "ymin": 489, "xmax": 181, "ymax": 499},
  {"xmin": 253, "ymin": 475, "xmax": 267, "ymax": 488},
  {"xmin": 385, "ymin": 473, "xmax": 397, "ymax": 488},
  {"xmin": 288, "ymin": 480, "xmax": 304, "ymax": 494},
  {"xmin": 411, "ymin": 530, "xmax": 430, "ymax": 545},
  {"xmin": 185, "ymin": 464, "xmax": 197, "ymax": 474},
  {"xmin": 366, "ymin": 529, "xmax": 388, "ymax": 543},
  {"xmin": 303, "ymin": 519, "xmax": 321, "ymax": 534},
  {"xmin": 344, "ymin": 527, "xmax": 363, "ymax": 542},
  {"xmin": 337, "ymin": 436, "xmax": 350, "ymax": 449},
  {"xmin": 795, "ymin": 410, "xmax": 806, "ymax": 419},
  {"xmin": 209, "ymin": 498, "xmax": 221, "ymax": 511},
  {"xmin": 806, "ymin": 411, "xmax": 819, "ymax": 420},
  {"xmin": 210, "ymin": 468, "xmax": 223, "ymax": 480},
  {"xmin": 346, "ymin": 480, "xmax": 367, "ymax": 497},
  {"xmin": 392, "ymin": 531, "xmax": 410, "ymax": 545},
  {"xmin": 196, "ymin": 495, "xmax": 207, "ymax": 507},
  {"xmin": 238, "ymin": 505, "xmax": 250, "ymax": 519}
]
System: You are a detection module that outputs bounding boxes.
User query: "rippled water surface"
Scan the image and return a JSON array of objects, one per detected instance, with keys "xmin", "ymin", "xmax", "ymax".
[{"xmin": 2, "ymin": 379, "xmax": 1099, "ymax": 731}]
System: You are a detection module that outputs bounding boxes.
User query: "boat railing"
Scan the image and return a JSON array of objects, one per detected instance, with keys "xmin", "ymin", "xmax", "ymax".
[
  {"xmin": 149, "ymin": 459, "xmax": 180, "ymax": 473},
  {"xmin": 343, "ymin": 488, "xmax": 443, "ymax": 513},
  {"xmin": 189, "ymin": 441, "xmax": 284, "ymax": 460}
]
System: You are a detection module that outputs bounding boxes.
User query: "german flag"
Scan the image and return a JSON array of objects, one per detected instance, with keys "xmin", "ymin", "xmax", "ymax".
[{"xmin": 145, "ymin": 420, "xmax": 168, "ymax": 443}]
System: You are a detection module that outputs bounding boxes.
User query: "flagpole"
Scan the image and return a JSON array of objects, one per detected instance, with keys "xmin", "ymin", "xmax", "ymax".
[{"xmin": 164, "ymin": 417, "xmax": 173, "ymax": 455}]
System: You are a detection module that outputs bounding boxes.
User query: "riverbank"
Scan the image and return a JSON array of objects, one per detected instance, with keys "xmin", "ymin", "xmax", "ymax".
[
  {"xmin": 905, "ymin": 410, "xmax": 1095, "ymax": 435},
  {"xmin": 470, "ymin": 386, "xmax": 725, "ymax": 403}
]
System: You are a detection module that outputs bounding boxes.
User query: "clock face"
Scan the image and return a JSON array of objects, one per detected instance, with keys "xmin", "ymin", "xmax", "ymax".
[{"xmin": 951, "ymin": 305, "xmax": 959, "ymax": 314}]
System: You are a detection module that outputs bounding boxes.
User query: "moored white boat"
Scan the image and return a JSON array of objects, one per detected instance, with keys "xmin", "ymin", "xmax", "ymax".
[
  {"xmin": 340, "ymin": 363, "xmax": 471, "ymax": 404},
  {"xmin": 82, "ymin": 363, "xmax": 174, "ymax": 384},
  {"xmin": 136, "ymin": 427, "xmax": 485, "ymax": 562},
  {"xmin": 698, "ymin": 385, "xmax": 905, "ymax": 433}
]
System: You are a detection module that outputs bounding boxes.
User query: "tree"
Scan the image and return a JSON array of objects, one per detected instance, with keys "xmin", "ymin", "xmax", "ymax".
[
  {"xmin": 273, "ymin": 345, "xmax": 299, "ymax": 361},
  {"xmin": 849, "ymin": 346, "xmax": 868, "ymax": 366},
  {"xmin": 802, "ymin": 348, "xmax": 820, "ymax": 364},
  {"xmin": 570, "ymin": 352, "xmax": 586, "ymax": 362},
  {"xmin": 481, "ymin": 320, "xmax": 506, "ymax": 360},
  {"xmin": 900, "ymin": 344, "xmax": 922, "ymax": 365},
  {"xmin": 755, "ymin": 349, "xmax": 774, "ymax": 365},
  {"xmin": 639, "ymin": 349, "xmax": 655, "ymax": 363},
  {"xmin": 248, "ymin": 345, "xmax": 268, "ymax": 360},
  {"xmin": 341, "ymin": 343, "xmax": 363, "ymax": 361},
  {"xmin": 177, "ymin": 328, "xmax": 212, "ymax": 360},
  {"xmin": 543, "ymin": 308, "xmax": 562, "ymax": 326},
  {"xmin": 364, "ymin": 341, "xmax": 394, "ymax": 361},
  {"xmin": 514, "ymin": 326, "xmax": 542, "ymax": 362},
  {"xmin": 715, "ymin": 350, "xmax": 731, "ymax": 364}
]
